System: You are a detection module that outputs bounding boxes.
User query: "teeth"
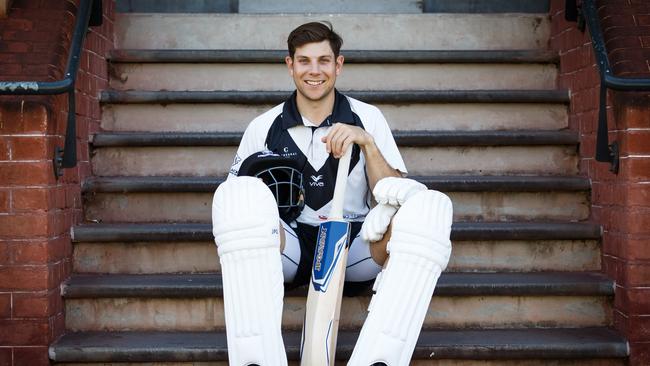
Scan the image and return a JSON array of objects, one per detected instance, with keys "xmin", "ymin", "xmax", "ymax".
[{"xmin": 306, "ymin": 80, "xmax": 324, "ymax": 86}]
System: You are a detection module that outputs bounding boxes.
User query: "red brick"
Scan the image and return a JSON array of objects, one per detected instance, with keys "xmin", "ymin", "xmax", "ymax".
[
  {"xmin": 0, "ymin": 319, "xmax": 49, "ymax": 346},
  {"xmin": 607, "ymin": 35, "xmax": 643, "ymax": 51},
  {"xmin": 50, "ymin": 311, "xmax": 66, "ymax": 341},
  {"xmin": 637, "ymin": 15, "xmax": 650, "ymax": 26},
  {"xmin": 627, "ymin": 183, "xmax": 650, "ymax": 206},
  {"xmin": 643, "ymin": 36, "xmax": 650, "ymax": 48},
  {"xmin": 629, "ymin": 342, "xmax": 650, "ymax": 366},
  {"xmin": 8, "ymin": 241, "xmax": 48, "ymax": 264},
  {"xmin": 614, "ymin": 310, "xmax": 650, "ymax": 341},
  {"xmin": 621, "ymin": 130, "xmax": 650, "ymax": 155},
  {"xmin": 0, "ymin": 293, "xmax": 10, "ymax": 318},
  {"xmin": 0, "ymin": 348, "xmax": 11, "ymax": 366},
  {"xmin": 0, "ymin": 102, "xmax": 49, "ymax": 134},
  {"xmin": 0, "ymin": 162, "xmax": 54, "ymax": 186},
  {"xmin": 621, "ymin": 157, "xmax": 650, "ymax": 181},
  {"xmin": 12, "ymin": 347, "xmax": 49, "ymax": 366},
  {"xmin": 0, "ymin": 190, "xmax": 9, "ymax": 212},
  {"xmin": 0, "ymin": 266, "xmax": 49, "ymax": 291},
  {"xmin": 601, "ymin": 14, "xmax": 636, "ymax": 31},
  {"xmin": 614, "ymin": 100, "xmax": 650, "ymax": 128},
  {"xmin": 616, "ymin": 286, "xmax": 650, "ymax": 315},
  {"xmin": 12, "ymin": 289, "xmax": 60, "ymax": 318},
  {"xmin": 11, "ymin": 188, "xmax": 51, "ymax": 211},
  {"xmin": 0, "ymin": 214, "xmax": 49, "ymax": 238},
  {"xmin": 0, "ymin": 137, "xmax": 8, "ymax": 160}
]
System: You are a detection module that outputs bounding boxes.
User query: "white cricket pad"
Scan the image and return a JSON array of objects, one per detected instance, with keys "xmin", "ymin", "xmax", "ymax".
[
  {"xmin": 212, "ymin": 176, "xmax": 287, "ymax": 366},
  {"xmin": 348, "ymin": 190, "xmax": 453, "ymax": 366}
]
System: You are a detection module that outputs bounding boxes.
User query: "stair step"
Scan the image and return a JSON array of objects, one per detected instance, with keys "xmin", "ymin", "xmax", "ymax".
[
  {"xmin": 83, "ymin": 175, "xmax": 590, "ymax": 193},
  {"xmin": 82, "ymin": 173, "xmax": 590, "ymax": 223},
  {"xmin": 101, "ymin": 103, "xmax": 569, "ymax": 133},
  {"xmin": 100, "ymin": 89, "xmax": 570, "ymax": 104},
  {"xmin": 72, "ymin": 222, "xmax": 602, "ymax": 243},
  {"xmin": 92, "ymin": 130, "xmax": 578, "ymax": 147},
  {"xmin": 110, "ymin": 63, "xmax": 557, "ymax": 92},
  {"xmin": 62, "ymin": 273, "xmax": 614, "ymax": 331},
  {"xmin": 109, "ymin": 49, "xmax": 560, "ymax": 64},
  {"xmin": 73, "ymin": 239, "xmax": 601, "ymax": 274},
  {"xmin": 85, "ymin": 191, "xmax": 589, "ymax": 223},
  {"xmin": 423, "ymin": 0, "xmax": 550, "ymax": 13},
  {"xmin": 115, "ymin": 14, "xmax": 549, "ymax": 51},
  {"xmin": 91, "ymin": 146, "xmax": 577, "ymax": 177},
  {"xmin": 63, "ymin": 272, "xmax": 614, "ymax": 298},
  {"xmin": 49, "ymin": 328, "xmax": 628, "ymax": 362}
]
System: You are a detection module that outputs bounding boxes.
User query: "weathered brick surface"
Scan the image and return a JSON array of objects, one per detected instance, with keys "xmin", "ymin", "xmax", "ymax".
[
  {"xmin": 0, "ymin": 0, "xmax": 115, "ymax": 364},
  {"xmin": 551, "ymin": 0, "xmax": 650, "ymax": 364}
]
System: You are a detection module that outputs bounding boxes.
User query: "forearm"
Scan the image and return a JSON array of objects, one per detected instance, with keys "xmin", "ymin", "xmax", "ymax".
[{"xmin": 361, "ymin": 140, "xmax": 402, "ymax": 192}]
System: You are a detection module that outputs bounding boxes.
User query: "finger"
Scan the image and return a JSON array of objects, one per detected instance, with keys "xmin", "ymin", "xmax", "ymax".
[
  {"xmin": 340, "ymin": 136, "xmax": 353, "ymax": 158},
  {"xmin": 329, "ymin": 126, "xmax": 347, "ymax": 157}
]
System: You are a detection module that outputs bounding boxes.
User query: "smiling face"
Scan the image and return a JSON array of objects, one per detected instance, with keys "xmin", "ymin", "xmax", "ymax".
[{"xmin": 285, "ymin": 40, "xmax": 344, "ymax": 105}]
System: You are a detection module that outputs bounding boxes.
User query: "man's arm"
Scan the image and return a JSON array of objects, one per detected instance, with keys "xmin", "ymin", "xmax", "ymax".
[{"xmin": 321, "ymin": 123, "xmax": 401, "ymax": 192}]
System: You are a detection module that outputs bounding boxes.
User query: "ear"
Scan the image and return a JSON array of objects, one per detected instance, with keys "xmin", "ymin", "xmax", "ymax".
[
  {"xmin": 335, "ymin": 55, "xmax": 344, "ymax": 76},
  {"xmin": 285, "ymin": 56, "xmax": 294, "ymax": 76}
]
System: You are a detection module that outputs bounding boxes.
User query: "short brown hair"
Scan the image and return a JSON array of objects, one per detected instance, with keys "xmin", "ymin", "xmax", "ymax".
[{"xmin": 287, "ymin": 21, "xmax": 343, "ymax": 58}]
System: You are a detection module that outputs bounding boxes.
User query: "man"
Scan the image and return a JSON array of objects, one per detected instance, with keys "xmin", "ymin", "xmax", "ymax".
[{"xmin": 212, "ymin": 21, "xmax": 453, "ymax": 366}]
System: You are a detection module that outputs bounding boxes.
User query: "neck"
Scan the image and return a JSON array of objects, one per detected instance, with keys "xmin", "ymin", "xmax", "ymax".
[{"xmin": 295, "ymin": 91, "xmax": 336, "ymax": 126}]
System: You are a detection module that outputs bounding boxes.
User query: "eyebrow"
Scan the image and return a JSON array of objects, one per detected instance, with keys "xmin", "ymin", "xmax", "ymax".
[{"xmin": 296, "ymin": 55, "xmax": 332, "ymax": 60}]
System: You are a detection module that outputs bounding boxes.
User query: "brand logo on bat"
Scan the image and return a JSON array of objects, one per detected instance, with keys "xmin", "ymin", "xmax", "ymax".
[{"xmin": 312, "ymin": 221, "xmax": 350, "ymax": 292}]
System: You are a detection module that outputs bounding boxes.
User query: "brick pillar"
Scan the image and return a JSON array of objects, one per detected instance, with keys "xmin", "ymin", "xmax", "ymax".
[
  {"xmin": 0, "ymin": 1, "xmax": 114, "ymax": 365},
  {"xmin": 550, "ymin": 0, "xmax": 650, "ymax": 364}
]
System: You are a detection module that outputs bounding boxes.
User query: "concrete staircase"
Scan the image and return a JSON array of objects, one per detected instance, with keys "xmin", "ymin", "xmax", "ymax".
[{"xmin": 49, "ymin": 7, "xmax": 629, "ymax": 366}]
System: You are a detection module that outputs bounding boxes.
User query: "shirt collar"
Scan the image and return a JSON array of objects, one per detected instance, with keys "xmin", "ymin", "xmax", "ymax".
[{"xmin": 281, "ymin": 89, "xmax": 355, "ymax": 130}]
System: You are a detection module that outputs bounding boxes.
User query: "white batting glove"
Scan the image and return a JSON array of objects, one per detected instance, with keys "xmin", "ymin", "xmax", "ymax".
[
  {"xmin": 373, "ymin": 177, "xmax": 427, "ymax": 206},
  {"xmin": 361, "ymin": 203, "xmax": 397, "ymax": 242}
]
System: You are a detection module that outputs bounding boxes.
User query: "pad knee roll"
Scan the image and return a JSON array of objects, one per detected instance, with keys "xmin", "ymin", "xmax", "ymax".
[
  {"xmin": 212, "ymin": 177, "xmax": 287, "ymax": 366},
  {"xmin": 388, "ymin": 189, "xmax": 453, "ymax": 271}
]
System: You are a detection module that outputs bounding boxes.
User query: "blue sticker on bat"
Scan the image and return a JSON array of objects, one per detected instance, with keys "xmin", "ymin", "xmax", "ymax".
[{"xmin": 312, "ymin": 221, "xmax": 351, "ymax": 292}]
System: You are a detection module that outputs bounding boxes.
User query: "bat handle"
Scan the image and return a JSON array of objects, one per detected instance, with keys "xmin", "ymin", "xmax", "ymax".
[{"xmin": 329, "ymin": 146, "xmax": 352, "ymax": 220}]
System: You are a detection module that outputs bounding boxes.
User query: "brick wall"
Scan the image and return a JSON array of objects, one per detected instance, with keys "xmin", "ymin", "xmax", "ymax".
[
  {"xmin": 550, "ymin": 0, "xmax": 650, "ymax": 364},
  {"xmin": 0, "ymin": 0, "xmax": 114, "ymax": 365}
]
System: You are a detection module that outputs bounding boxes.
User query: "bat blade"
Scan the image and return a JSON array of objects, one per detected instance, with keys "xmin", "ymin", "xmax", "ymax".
[
  {"xmin": 301, "ymin": 147, "xmax": 353, "ymax": 366},
  {"xmin": 301, "ymin": 220, "xmax": 350, "ymax": 366}
]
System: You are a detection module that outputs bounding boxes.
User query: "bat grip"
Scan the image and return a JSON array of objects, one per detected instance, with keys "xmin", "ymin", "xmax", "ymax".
[{"xmin": 329, "ymin": 146, "xmax": 352, "ymax": 220}]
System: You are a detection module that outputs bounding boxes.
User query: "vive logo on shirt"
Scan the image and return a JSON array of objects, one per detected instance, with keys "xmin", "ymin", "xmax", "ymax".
[{"xmin": 310, "ymin": 175, "xmax": 325, "ymax": 187}]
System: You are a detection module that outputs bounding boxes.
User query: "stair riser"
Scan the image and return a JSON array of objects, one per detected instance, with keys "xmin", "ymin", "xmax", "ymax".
[
  {"xmin": 110, "ymin": 63, "xmax": 558, "ymax": 91},
  {"xmin": 91, "ymin": 146, "xmax": 579, "ymax": 177},
  {"xmin": 73, "ymin": 240, "xmax": 601, "ymax": 274},
  {"xmin": 116, "ymin": 14, "xmax": 549, "ymax": 50},
  {"xmin": 83, "ymin": 191, "xmax": 590, "ymax": 223},
  {"xmin": 65, "ymin": 296, "xmax": 611, "ymax": 332},
  {"xmin": 101, "ymin": 103, "xmax": 569, "ymax": 133}
]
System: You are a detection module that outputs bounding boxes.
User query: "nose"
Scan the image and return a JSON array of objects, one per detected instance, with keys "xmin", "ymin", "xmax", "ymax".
[{"xmin": 308, "ymin": 60, "xmax": 320, "ymax": 75}]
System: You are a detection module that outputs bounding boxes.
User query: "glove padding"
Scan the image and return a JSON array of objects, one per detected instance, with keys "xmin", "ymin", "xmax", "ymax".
[
  {"xmin": 361, "ymin": 177, "xmax": 427, "ymax": 243},
  {"xmin": 361, "ymin": 203, "xmax": 397, "ymax": 242},
  {"xmin": 373, "ymin": 177, "xmax": 427, "ymax": 206}
]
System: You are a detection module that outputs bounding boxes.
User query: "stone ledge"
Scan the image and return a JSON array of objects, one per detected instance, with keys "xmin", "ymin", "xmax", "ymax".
[{"xmin": 49, "ymin": 328, "xmax": 628, "ymax": 362}]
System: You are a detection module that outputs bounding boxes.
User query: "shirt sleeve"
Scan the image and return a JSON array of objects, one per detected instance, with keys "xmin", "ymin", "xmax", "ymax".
[
  {"xmin": 227, "ymin": 120, "xmax": 267, "ymax": 180},
  {"xmin": 369, "ymin": 107, "xmax": 408, "ymax": 176}
]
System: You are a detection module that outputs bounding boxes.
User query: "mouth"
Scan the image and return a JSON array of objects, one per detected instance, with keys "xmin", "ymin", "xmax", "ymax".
[{"xmin": 305, "ymin": 80, "xmax": 325, "ymax": 86}]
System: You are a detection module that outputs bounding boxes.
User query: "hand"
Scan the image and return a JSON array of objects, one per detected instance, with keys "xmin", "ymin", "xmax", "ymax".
[
  {"xmin": 373, "ymin": 177, "xmax": 427, "ymax": 206},
  {"xmin": 361, "ymin": 203, "xmax": 397, "ymax": 242},
  {"xmin": 321, "ymin": 123, "xmax": 373, "ymax": 158}
]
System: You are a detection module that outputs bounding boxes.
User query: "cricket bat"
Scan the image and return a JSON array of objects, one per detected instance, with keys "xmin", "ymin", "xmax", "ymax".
[{"xmin": 300, "ymin": 146, "xmax": 353, "ymax": 366}]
